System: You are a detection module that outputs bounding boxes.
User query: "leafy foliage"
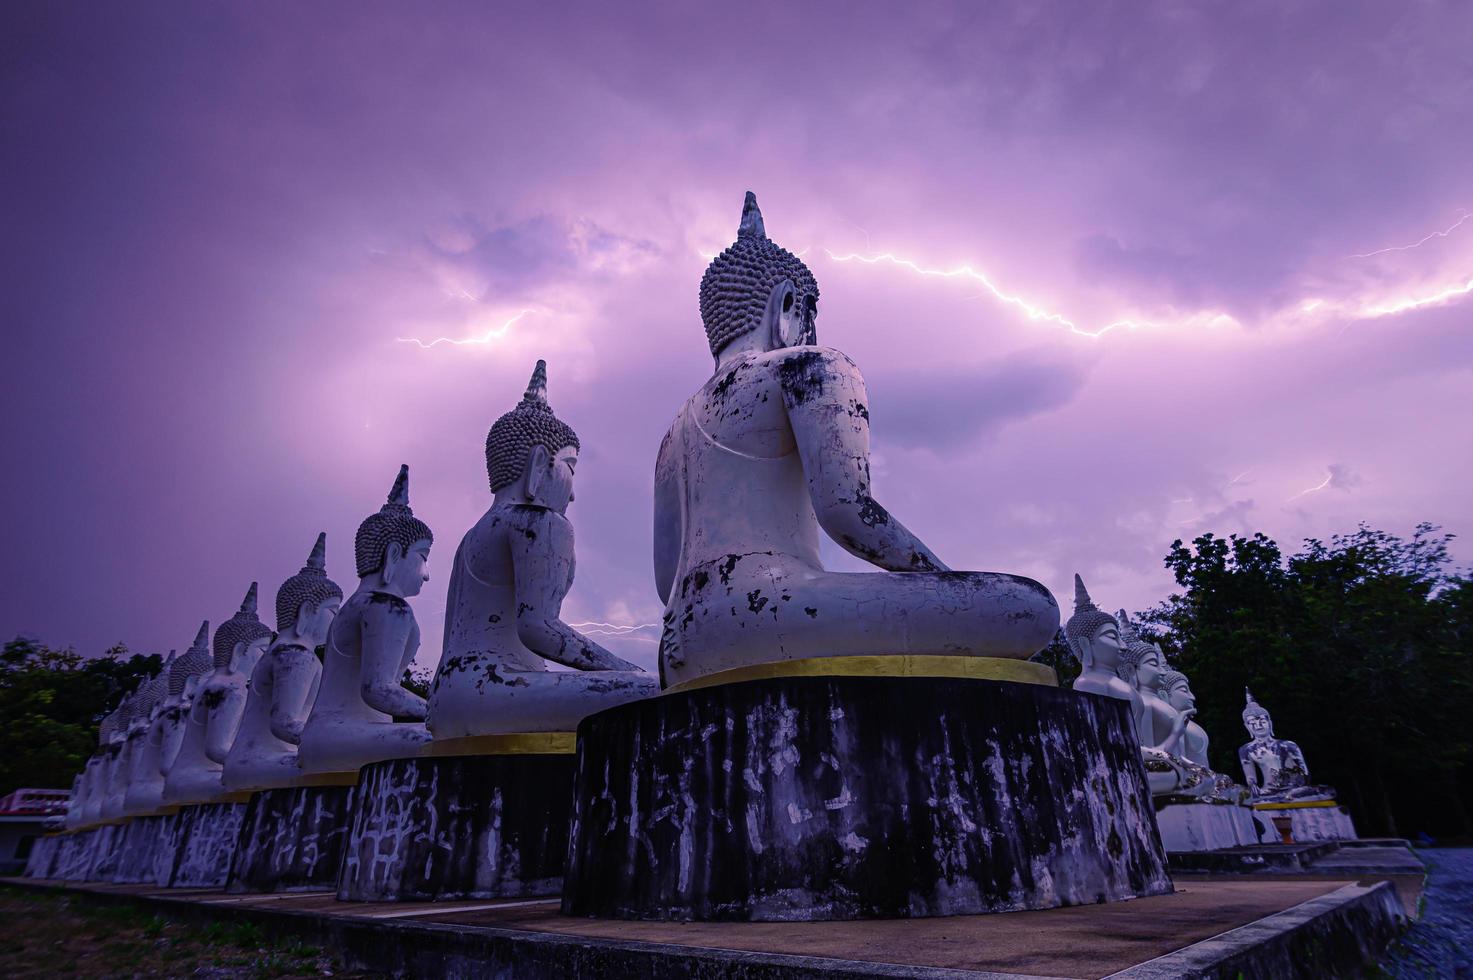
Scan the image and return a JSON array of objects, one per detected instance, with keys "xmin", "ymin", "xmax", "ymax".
[
  {"xmin": 0, "ymin": 639, "xmax": 160, "ymax": 794},
  {"xmin": 1137, "ymin": 523, "xmax": 1473, "ymax": 837}
]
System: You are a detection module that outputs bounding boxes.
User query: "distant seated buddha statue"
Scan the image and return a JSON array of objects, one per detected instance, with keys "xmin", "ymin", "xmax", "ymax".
[
  {"xmin": 1160, "ymin": 668, "xmax": 1211, "ymax": 770},
  {"xmin": 120, "ymin": 651, "xmax": 174, "ymax": 815},
  {"xmin": 167, "ymin": 584, "xmax": 273, "ymax": 804},
  {"xmin": 103, "ymin": 686, "xmax": 155, "ymax": 820},
  {"xmin": 81, "ymin": 706, "xmax": 123, "ymax": 825},
  {"xmin": 127, "ymin": 630, "xmax": 212, "ymax": 815},
  {"xmin": 427, "ymin": 361, "xmax": 657, "ymax": 742},
  {"xmin": 224, "ymin": 534, "xmax": 343, "ymax": 792},
  {"xmin": 298, "ymin": 468, "xmax": 433, "ymax": 773},
  {"xmin": 1238, "ymin": 689, "xmax": 1334, "ymax": 803},
  {"xmin": 653, "ymin": 193, "xmax": 1058, "ymax": 687}
]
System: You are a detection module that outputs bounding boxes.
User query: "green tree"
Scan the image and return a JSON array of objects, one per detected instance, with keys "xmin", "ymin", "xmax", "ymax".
[{"xmin": 0, "ymin": 639, "xmax": 160, "ymax": 793}]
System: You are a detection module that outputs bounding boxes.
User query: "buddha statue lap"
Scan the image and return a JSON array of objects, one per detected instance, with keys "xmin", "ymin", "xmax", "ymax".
[
  {"xmin": 427, "ymin": 362, "xmax": 657, "ymax": 741},
  {"xmin": 1238, "ymin": 689, "xmax": 1335, "ymax": 803},
  {"xmin": 298, "ymin": 469, "xmax": 432, "ymax": 773},
  {"xmin": 653, "ymin": 194, "xmax": 1058, "ymax": 687},
  {"xmin": 224, "ymin": 535, "xmax": 342, "ymax": 792},
  {"xmin": 166, "ymin": 584, "xmax": 273, "ymax": 804}
]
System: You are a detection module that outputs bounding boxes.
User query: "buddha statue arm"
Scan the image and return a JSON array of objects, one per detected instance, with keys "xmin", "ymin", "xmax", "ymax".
[
  {"xmin": 512, "ymin": 511, "xmax": 642, "ymax": 671},
  {"xmin": 779, "ymin": 349, "xmax": 946, "ymax": 572},
  {"xmin": 358, "ymin": 596, "xmax": 429, "ymax": 719},
  {"xmin": 268, "ymin": 647, "xmax": 320, "ymax": 744},
  {"xmin": 202, "ymin": 690, "xmax": 241, "ymax": 765},
  {"xmin": 653, "ymin": 426, "xmax": 681, "ymax": 606}
]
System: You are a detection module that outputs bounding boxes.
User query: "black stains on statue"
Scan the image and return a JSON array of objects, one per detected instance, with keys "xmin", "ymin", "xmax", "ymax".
[
  {"xmin": 852, "ymin": 401, "xmax": 869, "ymax": 422},
  {"xmin": 746, "ymin": 589, "xmax": 768, "ymax": 614},
  {"xmin": 369, "ymin": 592, "xmax": 410, "ymax": 614},
  {"xmin": 523, "ymin": 528, "xmax": 537, "ymax": 541},
  {"xmin": 692, "ymin": 569, "xmax": 710, "ymax": 593},
  {"xmin": 841, "ymin": 534, "xmax": 884, "ymax": 564},
  {"xmin": 778, "ymin": 350, "xmax": 828, "ymax": 406},
  {"xmin": 202, "ymin": 689, "xmax": 226, "ymax": 710},
  {"xmin": 563, "ymin": 677, "xmax": 1170, "ymax": 922},
  {"xmin": 517, "ymin": 602, "xmax": 533, "ymax": 616},
  {"xmin": 711, "ymin": 365, "xmax": 742, "ymax": 402},
  {"xmin": 855, "ymin": 493, "xmax": 891, "ymax": 529},
  {"xmin": 717, "ymin": 554, "xmax": 741, "ymax": 585},
  {"xmin": 804, "ymin": 607, "xmax": 819, "ymax": 618},
  {"xmin": 488, "ymin": 614, "xmax": 501, "ymax": 623}
]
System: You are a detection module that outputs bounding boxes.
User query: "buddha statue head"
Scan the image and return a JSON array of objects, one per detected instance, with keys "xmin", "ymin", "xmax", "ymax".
[
  {"xmin": 355, "ymin": 465, "xmax": 434, "ymax": 598},
  {"xmin": 170, "ymin": 621, "xmax": 213, "ymax": 698},
  {"xmin": 1065, "ymin": 575, "xmax": 1123, "ymax": 671},
  {"xmin": 213, "ymin": 582, "xmax": 273, "ymax": 671},
  {"xmin": 276, "ymin": 532, "xmax": 345, "ymax": 646},
  {"xmin": 1242, "ymin": 688, "xmax": 1274, "ymax": 740},
  {"xmin": 1162, "ymin": 670, "xmax": 1196, "ymax": 714},
  {"xmin": 699, "ymin": 192, "xmax": 820, "ymax": 358},
  {"xmin": 486, "ymin": 361, "xmax": 581, "ymax": 515},
  {"xmin": 1116, "ymin": 611, "xmax": 1164, "ymax": 692}
]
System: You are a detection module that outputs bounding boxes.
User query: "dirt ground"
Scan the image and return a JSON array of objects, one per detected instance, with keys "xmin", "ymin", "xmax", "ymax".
[{"xmin": 0, "ymin": 886, "xmax": 376, "ymax": 979}]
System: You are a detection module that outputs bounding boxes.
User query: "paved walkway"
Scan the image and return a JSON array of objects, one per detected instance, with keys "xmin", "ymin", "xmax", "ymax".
[{"xmin": 1380, "ymin": 848, "xmax": 1473, "ymax": 978}]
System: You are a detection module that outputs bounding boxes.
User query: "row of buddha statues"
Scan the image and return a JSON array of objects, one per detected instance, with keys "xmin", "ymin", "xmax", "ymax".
[
  {"xmin": 1064, "ymin": 575, "xmax": 1335, "ymax": 807},
  {"xmin": 62, "ymin": 192, "xmax": 1327, "ymax": 836}
]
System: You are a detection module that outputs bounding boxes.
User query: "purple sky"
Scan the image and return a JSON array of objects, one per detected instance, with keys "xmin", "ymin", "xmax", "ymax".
[{"xmin": 4, "ymin": 2, "xmax": 1472, "ymax": 672}]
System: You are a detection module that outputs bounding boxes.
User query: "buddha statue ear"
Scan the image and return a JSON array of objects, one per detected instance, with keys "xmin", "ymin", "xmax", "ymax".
[
  {"xmin": 765, "ymin": 279, "xmax": 799, "ymax": 349},
  {"xmin": 383, "ymin": 539, "xmax": 406, "ymax": 579},
  {"xmin": 525, "ymin": 444, "xmax": 551, "ymax": 502},
  {"xmin": 293, "ymin": 600, "xmax": 314, "ymax": 638}
]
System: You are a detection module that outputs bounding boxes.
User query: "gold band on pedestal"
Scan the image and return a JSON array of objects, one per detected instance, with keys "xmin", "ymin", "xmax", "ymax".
[
  {"xmin": 663, "ymin": 654, "xmax": 1058, "ymax": 695},
  {"xmin": 424, "ymin": 732, "xmax": 578, "ymax": 757},
  {"xmin": 1252, "ymin": 799, "xmax": 1341, "ymax": 811}
]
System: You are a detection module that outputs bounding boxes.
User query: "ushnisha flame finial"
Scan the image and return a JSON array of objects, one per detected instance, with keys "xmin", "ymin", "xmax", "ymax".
[
  {"xmin": 307, "ymin": 531, "xmax": 327, "ymax": 572},
  {"xmin": 386, "ymin": 463, "xmax": 410, "ymax": 510},
  {"xmin": 241, "ymin": 581, "xmax": 258, "ymax": 615},
  {"xmin": 523, "ymin": 360, "xmax": 549, "ymax": 405},
  {"xmin": 191, "ymin": 620, "xmax": 210, "ymax": 652},
  {"xmin": 1065, "ymin": 573, "xmax": 1116, "ymax": 643},
  {"xmin": 738, "ymin": 190, "xmax": 766, "ymax": 239}
]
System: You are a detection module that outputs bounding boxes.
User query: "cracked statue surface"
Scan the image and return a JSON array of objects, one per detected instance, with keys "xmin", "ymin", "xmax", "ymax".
[
  {"xmin": 652, "ymin": 193, "xmax": 1059, "ymax": 686},
  {"xmin": 427, "ymin": 360, "xmax": 656, "ymax": 738}
]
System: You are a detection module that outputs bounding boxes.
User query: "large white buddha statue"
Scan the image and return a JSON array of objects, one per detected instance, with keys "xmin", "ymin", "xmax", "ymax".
[
  {"xmin": 167, "ymin": 584, "xmax": 274, "ymax": 803},
  {"xmin": 298, "ymin": 468, "xmax": 433, "ymax": 772},
  {"xmin": 1238, "ymin": 689, "xmax": 1334, "ymax": 802},
  {"xmin": 428, "ymin": 362, "xmax": 657, "ymax": 741},
  {"xmin": 1161, "ymin": 668, "xmax": 1211, "ymax": 770},
  {"xmin": 224, "ymin": 535, "xmax": 343, "ymax": 792},
  {"xmin": 653, "ymin": 194, "xmax": 1058, "ymax": 687}
]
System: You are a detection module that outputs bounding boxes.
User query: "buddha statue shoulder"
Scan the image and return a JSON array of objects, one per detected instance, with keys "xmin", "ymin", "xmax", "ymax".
[
  {"xmin": 224, "ymin": 534, "xmax": 342, "ymax": 792},
  {"xmin": 298, "ymin": 470, "xmax": 433, "ymax": 772},
  {"xmin": 653, "ymin": 193, "xmax": 1058, "ymax": 687},
  {"xmin": 428, "ymin": 361, "xmax": 657, "ymax": 740},
  {"xmin": 1237, "ymin": 689, "xmax": 1334, "ymax": 802},
  {"xmin": 166, "ymin": 584, "xmax": 273, "ymax": 803}
]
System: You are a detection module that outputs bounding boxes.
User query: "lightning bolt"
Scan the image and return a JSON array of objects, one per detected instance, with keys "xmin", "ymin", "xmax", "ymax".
[
  {"xmin": 569, "ymin": 621, "xmax": 660, "ymax": 638},
  {"xmin": 398, "ymin": 310, "xmax": 534, "ymax": 349},
  {"xmin": 1286, "ymin": 471, "xmax": 1334, "ymax": 503},
  {"xmin": 1358, "ymin": 277, "xmax": 1473, "ymax": 318},
  {"xmin": 1349, "ymin": 210, "xmax": 1471, "ymax": 259}
]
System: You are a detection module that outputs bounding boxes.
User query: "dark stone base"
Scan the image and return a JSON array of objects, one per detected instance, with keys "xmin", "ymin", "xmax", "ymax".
[
  {"xmin": 23, "ymin": 835, "xmax": 61, "ymax": 878},
  {"xmin": 227, "ymin": 785, "xmax": 355, "ymax": 893},
  {"xmin": 338, "ymin": 754, "xmax": 573, "ymax": 902},
  {"xmin": 563, "ymin": 675, "xmax": 1171, "ymax": 921},
  {"xmin": 170, "ymin": 803, "xmax": 245, "ymax": 888},
  {"xmin": 111, "ymin": 814, "xmax": 178, "ymax": 883}
]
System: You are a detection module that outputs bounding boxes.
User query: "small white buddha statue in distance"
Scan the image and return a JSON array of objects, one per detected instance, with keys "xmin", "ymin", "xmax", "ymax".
[
  {"xmin": 298, "ymin": 469, "xmax": 432, "ymax": 772},
  {"xmin": 166, "ymin": 584, "xmax": 273, "ymax": 804},
  {"xmin": 120, "ymin": 653, "xmax": 173, "ymax": 815},
  {"xmin": 1238, "ymin": 689, "xmax": 1333, "ymax": 802},
  {"xmin": 81, "ymin": 707, "xmax": 122, "ymax": 825},
  {"xmin": 653, "ymin": 193, "xmax": 1058, "ymax": 686},
  {"xmin": 224, "ymin": 534, "xmax": 343, "ymax": 792},
  {"xmin": 428, "ymin": 361, "xmax": 657, "ymax": 739},
  {"xmin": 104, "ymin": 686, "xmax": 154, "ymax": 820},
  {"xmin": 127, "ymin": 635, "xmax": 212, "ymax": 815}
]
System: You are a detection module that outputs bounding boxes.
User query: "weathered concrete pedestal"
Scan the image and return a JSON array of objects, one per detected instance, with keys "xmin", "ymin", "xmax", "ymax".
[
  {"xmin": 1157, "ymin": 802, "xmax": 1260, "ymax": 852},
  {"xmin": 170, "ymin": 802, "xmax": 246, "ymax": 887},
  {"xmin": 338, "ymin": 738, "xmax": 575, "ymax": 902},
  {"xmin": 111, "ymin": 812, "xmax": 180, "ymax": 883},
  {"xmin": 1254, "ymin": 800, "xmax": 1358, "ymax": 843},
  {"xmin": 23, "ymin": 834, "xmax": 62, "ymax": 878},
  {"xmin": 563, "ymin": 666, "xmax": 1172, "ymax": 921},
  {"xmin": 227, "ymin": 778, "xmax": 357, "ymax": 893}
]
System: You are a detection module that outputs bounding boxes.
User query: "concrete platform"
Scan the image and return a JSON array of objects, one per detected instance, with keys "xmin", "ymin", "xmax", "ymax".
[{"xmin": 6, "ymin": 874, "xmax": 1410, "ymax": 979}]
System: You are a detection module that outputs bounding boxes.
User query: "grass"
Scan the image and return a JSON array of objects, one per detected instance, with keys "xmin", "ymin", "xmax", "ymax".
[{"xmin": 0, "ymin": 885, "xmax": 374, "ymax": 978}]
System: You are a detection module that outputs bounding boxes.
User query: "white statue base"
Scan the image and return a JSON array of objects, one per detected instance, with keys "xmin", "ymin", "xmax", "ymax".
[
  {"xmin": 1253, "ymin": 800, "xmax": 1358, "ymax": 843},
  {"xmin": 1156, "ymin": 802, "xmax": 1260, "ymax": 852}
]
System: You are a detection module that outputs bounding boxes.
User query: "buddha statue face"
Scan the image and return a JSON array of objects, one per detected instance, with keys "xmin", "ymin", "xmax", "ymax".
[
  {"xmin": 1244, "ymin": 708, "xmax": 1274, "ymax": 740},
  {"xmin": 1136, "ymin": 646, "xmax": 1164, "ymax": 691},
  {"xmin": 1081, "ymin": 621, "xmax": 1125, "ymax": 670},
  {"xmin": 383, "ymin": 538, "xmax": 433, "ymax": 598},
  {"xmin": 232, "ymin": 633, "xmax": 272, "ymax": 672},
  {"xmin": 523, "ymin": 443, "xmax": 579, "ymax": 515},
  {"xmin": 1165, "ymin": 675, "xmax": 1196, "ymax": 713},
  {"xmin": 295, "ymin": 595, "xmax": 343, "ymax": 648}
]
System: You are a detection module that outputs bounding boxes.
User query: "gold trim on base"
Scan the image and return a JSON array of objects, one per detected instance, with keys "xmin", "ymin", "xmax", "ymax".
[
  {"xmin": 287, "ymin": 771, "xmax": 362, "ymax": 789},
  {"xmin": 1252, "ymin": 799, "xmax": 1341, "ymax": 811},
  {"xmin": 424, "ymin": 732, "xmax": 577, "ymax": 757},
  {"xmin": 664, "ymin": 655, "xmax": 1058, "ymax": 695}
]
